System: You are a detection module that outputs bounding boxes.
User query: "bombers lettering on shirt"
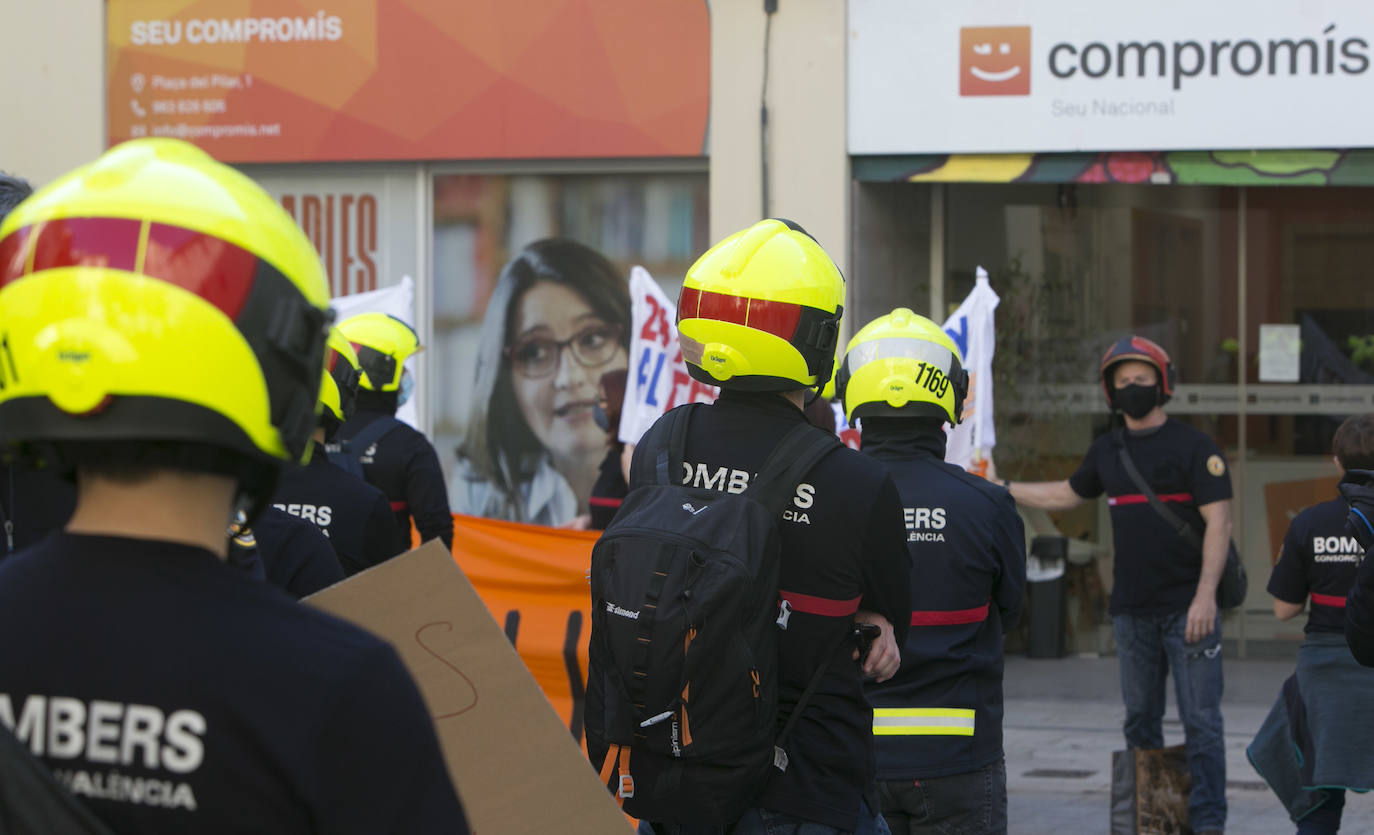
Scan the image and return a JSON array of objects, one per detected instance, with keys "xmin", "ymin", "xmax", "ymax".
[
  {"xmin": 1312, "ymin": 534, "xmax": 1364, "ymax": 563},
  {"xmin": 0, "ymin": 694, "xmax": 205, "ymax": 774},
  {"xmin": 904, "ymin": 506, "xmax": 947, "ymax": 543},
  {"xmin": 273, "ymin": 502, "xmax": 333, "ymax": 531},
  {"xmin": 681, "ymin": 461, "xmax": 815, "ymax": 524}
]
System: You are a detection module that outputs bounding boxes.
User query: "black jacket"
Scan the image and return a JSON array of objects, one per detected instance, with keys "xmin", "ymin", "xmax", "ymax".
[
  {"xmin": 340, "ymin": 392, "xmax": 453, "ymax": 554},
  {"xmin": 860, "ymin": 424, "xmax": 1026, "ymax": 779},
  {"xmin": 0, "ymin": 462, "xmax": 76, "ymax": 560},
  {"xmin": 272, "ymin": 443, "xmax": 401, "ymax": 576}
]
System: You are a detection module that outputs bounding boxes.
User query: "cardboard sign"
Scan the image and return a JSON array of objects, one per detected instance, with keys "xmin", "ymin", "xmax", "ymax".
[{"xmin": 306, "ymin": 541, "xmax": 631, "ymax": 834}]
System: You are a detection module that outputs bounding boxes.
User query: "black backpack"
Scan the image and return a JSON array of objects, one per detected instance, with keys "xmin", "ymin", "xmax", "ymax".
[
  {"xmin": 586, "ymin": 403, "xmax": 840, "ymax": 825},
  {"xmin": 0, "ymin": 725, "xmax": 115, "ymax": 834},
  {"xmin": 326, "ymin": 416, "xmax": 403, "ymax": 478}
]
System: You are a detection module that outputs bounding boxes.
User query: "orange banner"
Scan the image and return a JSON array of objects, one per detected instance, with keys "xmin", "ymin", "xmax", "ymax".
[
  {"xmin": 106, "ymin": 0, "xmax": 710, "ymax": 163},
  {"xmin": 448, "ymin": 513, "xmax": 598, "ymax": 743}
]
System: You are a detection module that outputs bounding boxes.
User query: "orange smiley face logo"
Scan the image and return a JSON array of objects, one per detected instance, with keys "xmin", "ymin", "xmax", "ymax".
[{"xmin": 960, "ymin": 26, "xmax": 1031, "ymax": 96}]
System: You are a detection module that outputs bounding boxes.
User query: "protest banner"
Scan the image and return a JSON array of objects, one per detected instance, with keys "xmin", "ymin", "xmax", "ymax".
[
  {"xmin": 619, "ymin": 266, "xmax": 717, "ymax": 444},
  {"xmin": 307, "ymin": 540, "xmax": 630, "ymax": 834},
  {"xmin": 943, "ymin": 267, "xmax": 1000, "ymax": 472}
]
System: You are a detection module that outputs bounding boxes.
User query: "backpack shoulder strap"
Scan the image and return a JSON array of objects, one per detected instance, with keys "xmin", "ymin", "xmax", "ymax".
[
  {"xmin": 1112, "ymin": 427, "xmax": 1202, "ymax": 551},
  {"xmin": 342, "ymin": 415, "xmax": 405, "ymax": 459},
  {"xmin": 748, "ymin": 421, "xmax": 841, "ymax": 517},
  {"xmin": 631, "ymin": 404, "xmax": 698, "ymax": 489}
]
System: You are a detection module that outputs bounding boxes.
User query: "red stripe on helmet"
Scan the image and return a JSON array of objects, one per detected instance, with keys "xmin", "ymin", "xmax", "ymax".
[
  {"xmin": 0, "ymin": 225, "xmax": 31, "ymax": 280},
  {"xmin": 678, "ymin": 287, "xmax": 803, "ymax": 341},
  {"xmin": 0, "ymin": 218, "xmax": 258, "ymax": 321},
  {"xmin": 31, "ymin": 217, "xmax": 142, "ymax": 275},
  {"xmin": 142, "ymin": 223, "xmax": 257, "ymax": 320}
]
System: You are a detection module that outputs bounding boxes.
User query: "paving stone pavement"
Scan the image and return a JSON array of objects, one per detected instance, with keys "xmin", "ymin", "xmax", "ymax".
[{"xmin": 1000, "ymin": 655, "xmax": 1374, "ymax": 834}]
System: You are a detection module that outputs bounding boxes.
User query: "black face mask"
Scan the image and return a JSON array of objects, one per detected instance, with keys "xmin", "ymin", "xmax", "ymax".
[
  {"xmin": 593, "ymin": 403, "xmax": 611, "ymax": 432},
  {"xmin": 1113, "ymin": 383, "xmax": 1160, "ymax": 419}
]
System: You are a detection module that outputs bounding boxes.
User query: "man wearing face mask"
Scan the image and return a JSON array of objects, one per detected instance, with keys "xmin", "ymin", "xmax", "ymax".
[
  {"xmin": 336, "ymin": 313, "xmax": 454, "ymax": 554},
  {"xmin": 997, "ymin": 336, "xmax": 1232, "ymax": 835}
]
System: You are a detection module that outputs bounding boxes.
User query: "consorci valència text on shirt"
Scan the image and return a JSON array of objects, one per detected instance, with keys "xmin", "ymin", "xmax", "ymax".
[{"xmin": 1, "ymin": 694, "xmax": 204, "ymax": 811}]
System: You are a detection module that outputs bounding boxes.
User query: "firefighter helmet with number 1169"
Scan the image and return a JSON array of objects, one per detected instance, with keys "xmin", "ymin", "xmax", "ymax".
[{"xmin": 838, "ymin": 307, "xmax": 968, "ymax": 426}]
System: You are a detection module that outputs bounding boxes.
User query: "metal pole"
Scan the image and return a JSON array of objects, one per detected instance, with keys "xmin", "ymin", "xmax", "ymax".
[
  {"xmin": 929, "ymin": 184, "xmax": 945, "ymax": 319},
  {"xmin": 1236, "ymin": 186, "xmax": 1248, "ymax": 659}
]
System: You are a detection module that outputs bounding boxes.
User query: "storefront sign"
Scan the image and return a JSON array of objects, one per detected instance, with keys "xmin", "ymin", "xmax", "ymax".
[
  {"xmin": 247, "ymin": 168, "xmax": 419, "ymax": 298},
  {"xmin": 107, "ymin": 0, "xmax": 709, "ymax": 162},
  {"xmin": 850, "ymin": 0, "xmax": 1374, "ymax": 153}
]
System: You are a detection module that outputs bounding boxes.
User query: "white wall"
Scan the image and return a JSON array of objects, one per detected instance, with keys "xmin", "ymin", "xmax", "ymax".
[
  {"xmin": 708, "ymin": 0, "xmax": 849, "ymax": 273},
  {"xmin": 0, "ymin": 0, "xmax": 105, "ymax": 186}
]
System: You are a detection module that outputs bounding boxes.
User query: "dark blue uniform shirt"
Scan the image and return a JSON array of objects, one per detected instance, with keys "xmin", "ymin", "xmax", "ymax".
[
  {"xmin": 1069, "ymin": 419, "xmax": 1232, "ymax": 616},
  {"xmin": 1270, "ymin": 497, "xmax": 1363, "ymax": 634},
  {"xmin": 272, "ymin": 443, "xmax": 400, "ymax": 577},
  {"xmin": 860, "ymin": 425, "xmax": 1026, "ymax": 780},
  {"xmin": 341, "ymin": 395, "xmax": 454, "ymax": 554},
  {"xmin": 0, "ymin": 532, "xmax": 468, "ymax": 834}
]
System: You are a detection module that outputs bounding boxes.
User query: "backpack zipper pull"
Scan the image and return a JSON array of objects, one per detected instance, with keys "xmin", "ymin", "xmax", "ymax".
[{"xmin": 775, "ymin": 598, "xmax": 793, "ymax": 630}]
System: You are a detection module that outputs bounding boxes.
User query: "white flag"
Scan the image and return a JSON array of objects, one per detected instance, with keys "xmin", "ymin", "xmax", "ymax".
[
  {"xmin": 330, "ymin": 276, "xmax": 420, "ymax": 429},
  {"xmin": 618, "ymin": 267, "xmax": 717, "ymax": 445},
  {"xmin": 942, "ymin": 267, "xmax": 999, "ymax": 471}
]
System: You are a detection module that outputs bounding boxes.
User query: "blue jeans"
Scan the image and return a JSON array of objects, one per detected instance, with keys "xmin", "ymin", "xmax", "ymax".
[
  {"xmin": 1113, "ymin": 612, "xmax": 1226, "ymax": 831},
  {"xmin": 876, "ymin": 758, "xmax": 1008, "ymax": 834}
]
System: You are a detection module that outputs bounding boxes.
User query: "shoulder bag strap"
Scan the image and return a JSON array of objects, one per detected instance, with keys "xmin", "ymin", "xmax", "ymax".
[{"xmin": 1112, "ymin": 427, "xmax": 1203, "ymax": 552}]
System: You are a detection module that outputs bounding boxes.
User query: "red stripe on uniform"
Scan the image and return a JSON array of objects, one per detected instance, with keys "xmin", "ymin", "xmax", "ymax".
[
  {"xmin": 1107, "ymin": 493, "xmax": 1194, "ymax": 506},
  {"xmin": 678, "ymin": 287, "xmax": 803, "ymax": 341},
  {"xmin": 389, "ymin": 500, "xmax": 408, "ymax": 512},
  {"xmin": 1312, "ymin": 592, "xmax": 1347, "ymax": 608},
  {"xmin": 588, "ymin": 496, "xmax": 623, "ymax": 508},
  {"xmin": 779, "ymin": 590, "xmax": 862, "ymax": 617},
  {"xmin": 911, "ymin": 603, "xmax": 989, "ymax": 626}
]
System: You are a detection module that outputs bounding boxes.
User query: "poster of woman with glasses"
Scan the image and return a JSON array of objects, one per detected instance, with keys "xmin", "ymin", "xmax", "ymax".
[{"xmin": 451, "ymin": 238, "xmax": 632, "ymax": 526}]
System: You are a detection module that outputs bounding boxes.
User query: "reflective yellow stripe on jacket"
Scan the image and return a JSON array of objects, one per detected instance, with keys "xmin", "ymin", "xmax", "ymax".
[{"xmin": 873, "ymin": 707, "xmax": 975, "ymax": 736}]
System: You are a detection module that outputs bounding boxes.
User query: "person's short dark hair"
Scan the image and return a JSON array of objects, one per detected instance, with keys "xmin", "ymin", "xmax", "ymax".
[
  {"xmin": 0, "ymin": 172, "xmax": 33, "ymax": 221},
  {"xmin": 1334, "ymin": 414, "xmax": 1374, "ymax": 471}
]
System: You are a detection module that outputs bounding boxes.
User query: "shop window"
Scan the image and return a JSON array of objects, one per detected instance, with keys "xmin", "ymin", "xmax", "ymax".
[{"xmin": 430, "ymin": 172, "xmax": 708, "ymax": 526}]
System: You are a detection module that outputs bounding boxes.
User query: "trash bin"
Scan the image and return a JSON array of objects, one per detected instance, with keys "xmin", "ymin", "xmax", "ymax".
[{"xmin": 1026, "ymin": 535, "xmax": 1068, "ymax": 659}]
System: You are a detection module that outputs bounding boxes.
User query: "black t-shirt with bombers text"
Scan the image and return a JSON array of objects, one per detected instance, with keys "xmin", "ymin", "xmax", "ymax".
[
  {"xmin": 1269, "ymin": 497, "xmax": 1364, "ymax": 634},
  {"xmin": 0, "ymin": 533, "xmax": 468, "ymax": 834},
  {"xmin": 601, "ymin": 392, "xmax": 912, "ymax": 831},
  {"xmin": 1069, "ymin": 419, "xmax": 1233, "ymax": 616}
]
